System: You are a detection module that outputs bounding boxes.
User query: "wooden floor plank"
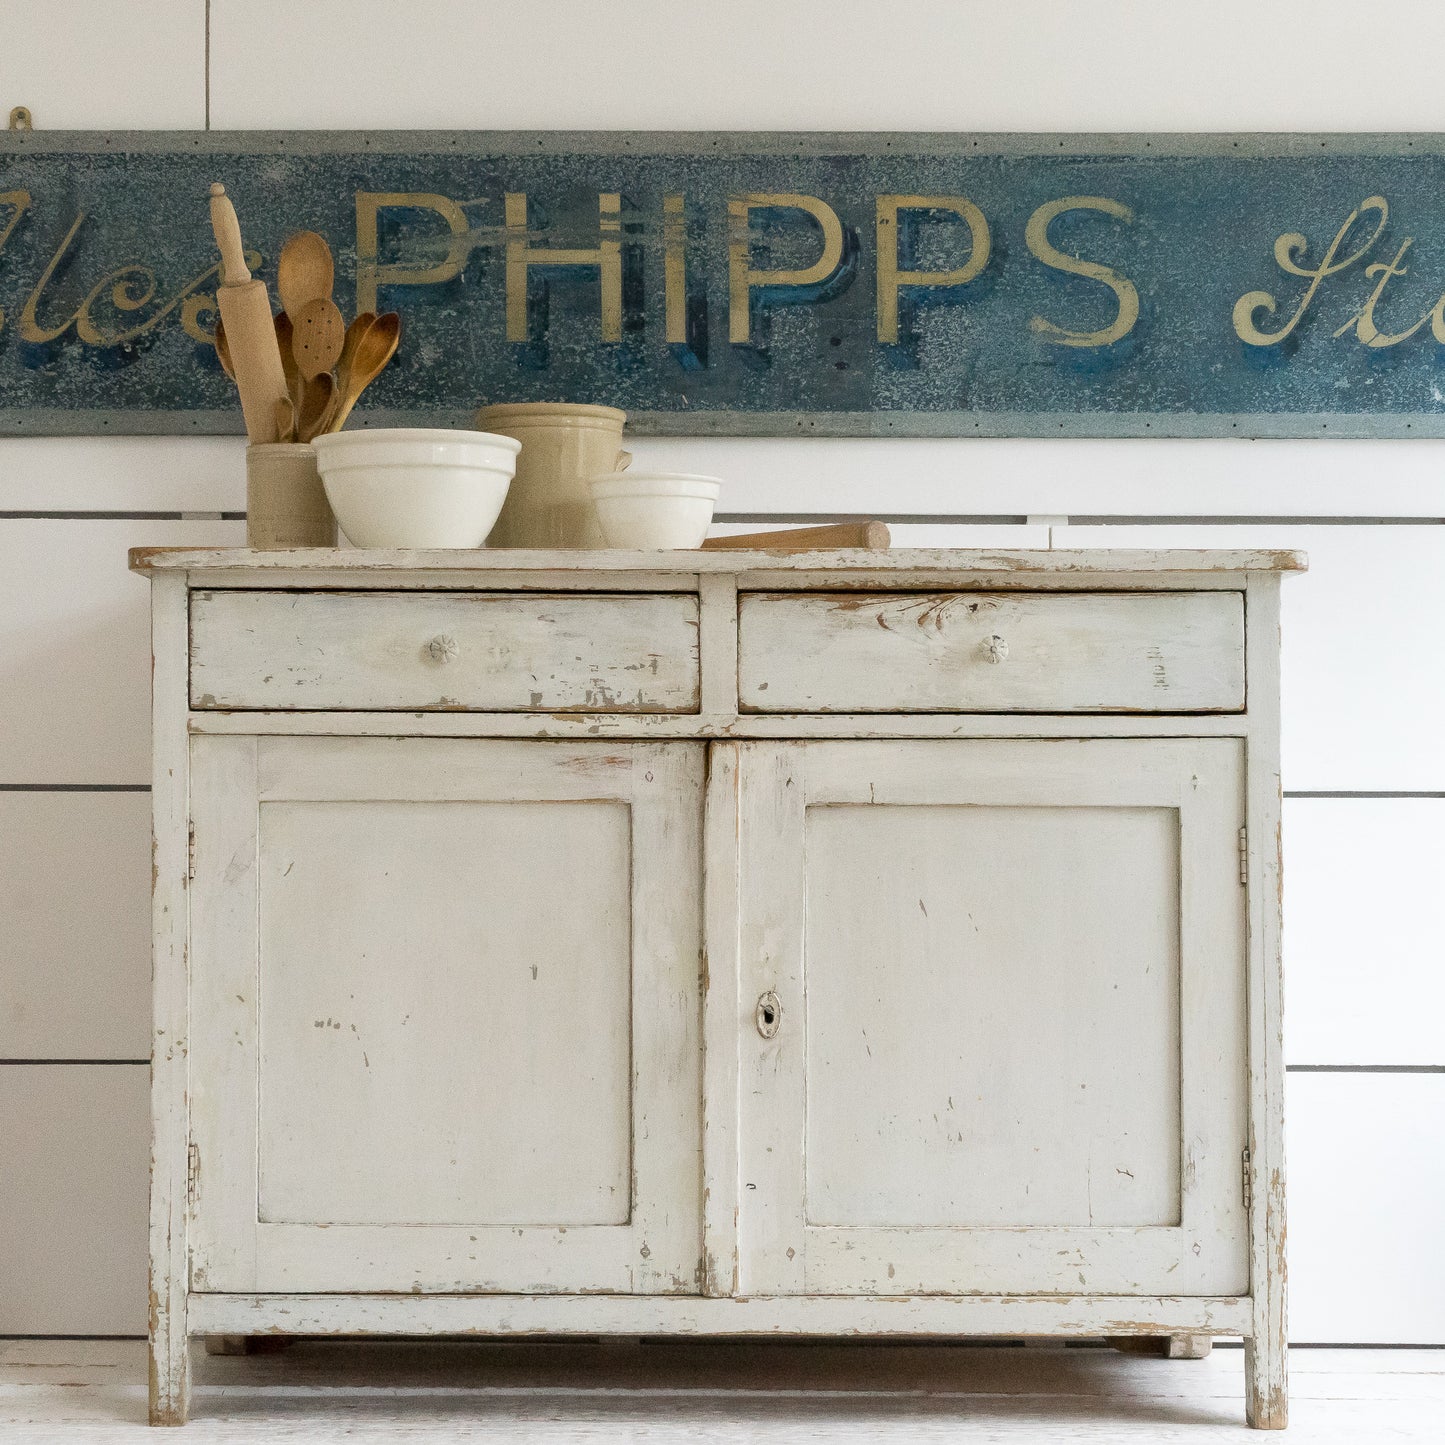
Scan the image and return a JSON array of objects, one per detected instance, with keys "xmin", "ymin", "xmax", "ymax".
[{"xmin": 0, "ymin": 1341, "xmax": 1441, "ymax": 1440}]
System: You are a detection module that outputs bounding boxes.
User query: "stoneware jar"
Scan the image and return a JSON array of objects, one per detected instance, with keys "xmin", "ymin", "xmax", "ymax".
[
  {"xmin": 478, "ymin": 402, "xmax": 628, "ymax": 548},
  {"xmin": 246, "ymin": 443, "xmax": 337, "ymax": 549}
]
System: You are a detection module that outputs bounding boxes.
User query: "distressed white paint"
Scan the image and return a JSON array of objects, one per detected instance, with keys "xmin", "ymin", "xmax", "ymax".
[
  {"xmin": 142, "ymin": 549, "xmax": 1289, "ymax": 1427},
  {"xmin": 187, "ymin": 1292, "xmax": 1254, "ymax": 1339},
  {"xmin": 189, "ymin": 590, "xmax": 701, "ymax": 712},
  {"xmin": 137, "ymin": 547, "xmax": 1304, "ymax": 579},
  {"xmin": 188, "ymin": 736, "xmax": 704, "ymax": 1296},
  {"xmin": 147, "ymin": 571, "xmax": 193, "ymax": 1424},
  {"xmin": 738, "ymin": 591, "xmax": 1245, "ymax": 713},
  {"xmin": 1241, "ymin": 575, "xmax": 1288, "ymax": 1428},
  {"xmin": 257, "ymin": 795, "xmax": 634, "ymax": 1227},
  {"xmin": 700, "ymin": 742, "xmax": 741, "ymax": 1299},
  {"xmin": 735, "ymin": 738, "xmax": 1248, "ymax": 1297}
]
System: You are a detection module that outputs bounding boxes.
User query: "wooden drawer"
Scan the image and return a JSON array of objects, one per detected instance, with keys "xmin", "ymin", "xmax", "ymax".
[
  {"xmin": 190, "ymin": 590, "xmax": 700, "ymax": 712},
  {"xmin": 738, "ymin": 591, "xmax": 1245, "ymax": 713}
]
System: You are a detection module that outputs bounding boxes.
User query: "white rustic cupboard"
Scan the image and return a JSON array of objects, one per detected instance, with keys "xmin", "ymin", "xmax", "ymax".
[{"xmin": 131, "ymin": 546, "xmax": 1302, "ymax": 1428}]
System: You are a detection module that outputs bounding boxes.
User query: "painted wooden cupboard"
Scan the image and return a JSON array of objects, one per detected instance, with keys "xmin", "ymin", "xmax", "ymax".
[{"xmin": 132, "ymin": 546, "xmax": 1301, "ymax": 1428}]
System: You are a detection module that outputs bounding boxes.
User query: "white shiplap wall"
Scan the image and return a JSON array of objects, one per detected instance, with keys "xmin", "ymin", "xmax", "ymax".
[{"xmin": 2, "ymin": 0, "xmax": 1442, "ymax": 1343}]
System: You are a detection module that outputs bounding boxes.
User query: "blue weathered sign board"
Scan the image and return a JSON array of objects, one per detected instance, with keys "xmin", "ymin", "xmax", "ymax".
[{"xmin": 2, "ymin": 130, "xmax": 1445, "ymax": 437}]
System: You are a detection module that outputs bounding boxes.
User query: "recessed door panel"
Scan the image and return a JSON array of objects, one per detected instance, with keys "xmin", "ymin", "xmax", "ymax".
[
  {"xmin": 257, "ymin": 798, "xmax": 632, "ymax": 1229},
  {"xmin": 804, "ymin": 801, "xmax": 1182, "ymax": 1230}
]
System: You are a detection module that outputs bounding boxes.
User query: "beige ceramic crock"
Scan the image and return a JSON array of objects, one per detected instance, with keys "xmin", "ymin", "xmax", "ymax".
[
  {"xmin": 245, "ymin": 443, "xmax": 337, "ymax": 549},
  {"xmin": 477, "ymin": 402, "xmax": 628, "ymax": 548}
]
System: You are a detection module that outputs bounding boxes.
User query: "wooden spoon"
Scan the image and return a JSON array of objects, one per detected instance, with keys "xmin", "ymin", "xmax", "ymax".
[
  {"xmin": 291, "ymin": 297, "xmax": 346, "ymax": 381},
  {"xmin": 276, "ymin": 230, "xmax": 334, "ymax": 322},
  {"xmin": 334, "ymin": 311, "xmax": 378, "ymax": 396},
  {"xmin": 274, "ymin": 311, "xmax": 299, "ymax": 406},
  {"xmin": 273, "ymin": 396, "xmax": 296, "ymax": 444},
  {"xmin": 295, "ymin": 370, "xmax": 336, "ymax": 443},
  {"xmin": 327, "ymin": 311, "xmax": 401, "ymax": 432}
]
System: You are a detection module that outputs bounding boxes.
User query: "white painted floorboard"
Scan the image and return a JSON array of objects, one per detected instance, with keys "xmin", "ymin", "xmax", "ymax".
[{"xmin": 1, "ymin": 1340, "xmax": 1441, "ymax": 1441}]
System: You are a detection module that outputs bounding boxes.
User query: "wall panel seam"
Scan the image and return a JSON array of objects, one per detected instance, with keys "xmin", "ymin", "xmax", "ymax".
[
  {"xmin": 1287, "ymin": 1065, "xmax": 1445, "ymax": 1074},
  {"xmin": 0, "ymin": 1060, "xmax": 150, "ymax": 1067}
]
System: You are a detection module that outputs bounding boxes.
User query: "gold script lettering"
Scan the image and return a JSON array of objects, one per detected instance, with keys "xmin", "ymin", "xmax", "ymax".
[
  {"xmin": 0, "ymin": 189, "xmax": 33, "ymax": 334},
  {"xmin": 18, "ymin": 211, "xmax": 86, "ymax": 343},
  {"xmin": 1233, "ymin": 196, "xmax": 1388, "ymax": 346},
  {"xmin": 875, "ymin": 194, "xmax": 990, "ymax": 344},
  {"xmin": 1026, "ymin": 196, "xmax": 1139, "ymax": 348},
  {"xmin": 79, "ymin": 257, "xmax": 233, "ymax": 346},
  {"xmin": 1331, "ymin": 239, "xmax": 1431, "ymax": 347}
]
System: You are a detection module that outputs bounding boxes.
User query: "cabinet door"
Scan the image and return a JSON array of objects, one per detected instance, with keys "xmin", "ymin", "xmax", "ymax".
[
  {"xmin": 189, "ymin": 736, "xmax": 702, "ymax": 1295},
  {"xmin": 732, "ymin": 739, "xmax": 1248, "ymax": 1297}
]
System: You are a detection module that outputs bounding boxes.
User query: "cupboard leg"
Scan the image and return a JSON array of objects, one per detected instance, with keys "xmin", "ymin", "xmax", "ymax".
[
  {"xmin": 148, "ymin": 1310, "xmax": 189, "ymax": 1426},
  {"xmin": 1108, "ymin": 1334, "xmax": 1211, "ymax": 1358},
  {"xmin": 204, "ymin": 1334, "xmax": 297, "ymax": 1355},
  {"xmin": 1166, "ymin": 1334, "xmax": 1212, "ymax": 1359},
  {"xmin": 1245, "ymin": 1331, "xmax": 1288, "ymax": 1429}
]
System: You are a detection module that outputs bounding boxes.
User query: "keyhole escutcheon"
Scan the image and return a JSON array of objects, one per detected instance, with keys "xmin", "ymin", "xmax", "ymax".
[{"xmin": 756, "ymin": 990, "xmax": 781, "ymax": 1040}]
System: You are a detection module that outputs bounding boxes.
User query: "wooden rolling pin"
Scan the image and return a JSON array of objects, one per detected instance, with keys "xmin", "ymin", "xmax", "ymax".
[
  {"xmin": 209, "ymin": 183, "xmax": 289, "ymax": 444},
  {"xmin": 701, "ymin": 521, "xmax": 890, "ymax": 550}
]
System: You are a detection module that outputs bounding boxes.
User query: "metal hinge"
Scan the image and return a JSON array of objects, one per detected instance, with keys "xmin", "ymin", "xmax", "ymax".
[
  {"xmin": 1241, "ymin": 1147, "xmax": 1253, "ymax": 1212},
  {"xmin": 187, "ymin": 822, "xmax": 196, "ymax": 883},
  {"xmin": 1238, "ymin": 826, "xmax": 1249, "ymax": 886},
  {"xmin": 187, "ymin": 1141, "xmax": 201, "ymax": 1211}
]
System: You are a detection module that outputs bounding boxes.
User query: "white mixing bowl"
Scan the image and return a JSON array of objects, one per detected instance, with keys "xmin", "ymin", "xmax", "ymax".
[
  {"xmin": 312, "ymin": 428, "xmax": 521, "ymax": 548},
  {"xmin": 587, "ymin": 472, "xmax": 722, "ymax": 549}
]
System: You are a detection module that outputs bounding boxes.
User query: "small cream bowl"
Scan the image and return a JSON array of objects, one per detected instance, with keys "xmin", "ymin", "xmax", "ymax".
[{"xmin": 587, "ymin": 472, "xmax": 722, "ymax": 549}]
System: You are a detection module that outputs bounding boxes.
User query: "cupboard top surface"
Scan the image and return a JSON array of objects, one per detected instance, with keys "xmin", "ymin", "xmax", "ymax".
[{"xmin": 129, "ymin": 546, "xmax": 1306, "ymax": 579}]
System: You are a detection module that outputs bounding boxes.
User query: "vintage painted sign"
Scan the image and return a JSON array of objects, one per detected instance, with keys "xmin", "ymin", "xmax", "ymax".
[{"xmin": 3, "ymin": 131, "xmax": 1445, "ymax": 436}]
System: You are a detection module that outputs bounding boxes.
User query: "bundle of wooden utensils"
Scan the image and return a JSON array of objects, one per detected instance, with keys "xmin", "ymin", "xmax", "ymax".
[{"xmin": 209, "ymin": 183, "xmax": 400, "ymax": 443}]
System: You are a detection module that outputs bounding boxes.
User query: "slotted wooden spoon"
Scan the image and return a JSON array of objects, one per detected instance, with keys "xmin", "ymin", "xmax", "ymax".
[{"xmin": 291, "ymin": 297, "xmax": 346, "ymax": 381}]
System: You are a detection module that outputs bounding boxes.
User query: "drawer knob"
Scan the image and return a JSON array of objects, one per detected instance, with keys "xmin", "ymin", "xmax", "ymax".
[
  {"xmin": 982, "ymin": 634, "xmax": 1010, "ymax": 664},
  {"xmin": 756, "ymin": 991, "xmax": 781, "ymax": 1040},
  {"xmin": 427, "ymin": 634, "xmax": 459, "ymax": 664}
]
